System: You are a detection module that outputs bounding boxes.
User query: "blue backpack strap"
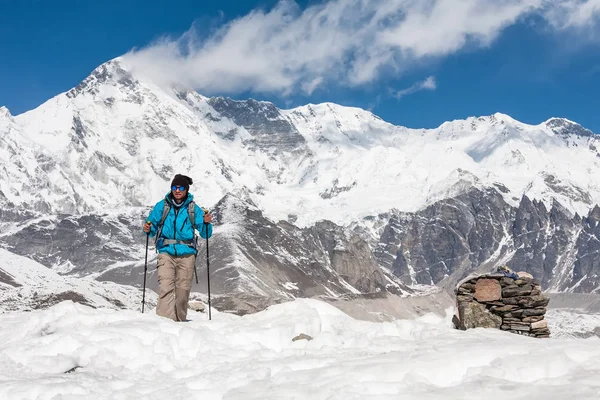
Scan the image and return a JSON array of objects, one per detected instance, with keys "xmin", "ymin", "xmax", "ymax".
[
  {"xmin": 188, "ymin": 201, "xmax": 195, "ymax": 227},
  {"xmin": 188, "ymin": 201, "xmax": 199, "ymax": 252}
]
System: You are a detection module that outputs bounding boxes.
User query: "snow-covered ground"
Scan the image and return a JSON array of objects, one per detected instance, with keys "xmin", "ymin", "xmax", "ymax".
[
  {"xmin": 547, "ymin": 309, "xmax": 600, "ymax": 339},
  {"xmin": 1, "ymin": 298, "xmax": 599, "ymax": 399}
]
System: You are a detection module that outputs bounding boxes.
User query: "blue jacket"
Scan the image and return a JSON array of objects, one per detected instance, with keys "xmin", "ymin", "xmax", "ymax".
[{"xmin": 145, "ymin": 192, "xmax": 213, "ymax": 256}]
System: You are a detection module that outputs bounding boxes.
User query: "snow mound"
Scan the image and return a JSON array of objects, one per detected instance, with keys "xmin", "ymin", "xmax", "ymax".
[{"xmin": 1, "ymin": 298, "xmax": 600, "ymax": 399}]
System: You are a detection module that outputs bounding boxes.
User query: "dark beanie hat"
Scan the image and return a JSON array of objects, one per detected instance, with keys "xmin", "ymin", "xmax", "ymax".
[{"xmin": 171, "ymin": 174, "xmax": 193, "ymax": 190}]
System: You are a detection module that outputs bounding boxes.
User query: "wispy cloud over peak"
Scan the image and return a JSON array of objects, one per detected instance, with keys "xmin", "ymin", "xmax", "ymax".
[
  {"xmin": 394, "ymin": 76, "xmax": 437, "ymax": 99},
  {"xmin": 122, "ymin": 0, "xmax": 600, "ymax": 98}
]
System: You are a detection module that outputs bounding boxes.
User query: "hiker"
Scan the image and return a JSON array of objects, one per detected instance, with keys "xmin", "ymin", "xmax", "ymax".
[{"xmin": 143, "ymin": 174, "xmax": 213, "ymax": 321}]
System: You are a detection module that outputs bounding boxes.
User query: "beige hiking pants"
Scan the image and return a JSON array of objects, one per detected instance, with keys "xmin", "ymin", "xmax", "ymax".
[{"xmin": 156, "ymin": 253, "xmax": 196, "ymax": 321}]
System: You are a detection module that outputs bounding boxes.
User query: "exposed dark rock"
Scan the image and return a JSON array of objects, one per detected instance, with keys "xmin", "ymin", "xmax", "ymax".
[
  {"xmin": 510, "ymin": 324, "xmax": 531, "ymax": 331},
  {"xmin": 209, "ymin": 294, "xmax": 281, "ymax": 316},
  {"xmin": 2, "ymin": 213, "xmax": 142, "ymax": 274},
  {"xmin": 546, "ymin": 118, "xmax": 595, "ymax": 138},
  {"xmin": 490, "ymin": 304, "xmax": 518, "ymax": 313},
  {"xmin": 457, "ymin": 294, "xmax": 474, "ymax": 303},
  {"xmin": 101, "ymin": 296, "xmax": 126, "ymax": 309},
  {"xmin": 458, "ymin": 301, "xmax": 502, "ymax": 330},
  {"xmin": 32, "ymin": 291, "xmax": 94, "ymax": 309},
  {"xmin": 503, "ymin": 285, "xmax": 533, "ymax": 298},
  {"xmin": 320, "ymin": 179, "xmax": 357, "ymax": 199},
  {"xmin": 207, "ymin": 97, "xmax": 306, "ymax": 153},
  {"xmin": 521, "ymin": 308, "xmax": 546, "ymax": 317},
  {"xmin": 369, "ymin": 187, "xmax": 599, "ymax": 293},
  {"xmin": 0, "ymin": 269, "xmax": 21, "ymax": 288},
  {"xmin": 522, "ymin": 316, "xmax": 544, "ymax": 322},
  {"xmin": 292, "ymin": 333, "xmax": 313, "ymax": 341},
  {"xmin": 213, "ymin": 195, "xmax": 400, "ymax": 296}
]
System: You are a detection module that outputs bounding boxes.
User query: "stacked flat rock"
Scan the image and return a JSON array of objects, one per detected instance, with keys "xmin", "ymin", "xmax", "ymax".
[{"xmin": 453, "ymin": 273, "xmax": 551, "ymax": 338}]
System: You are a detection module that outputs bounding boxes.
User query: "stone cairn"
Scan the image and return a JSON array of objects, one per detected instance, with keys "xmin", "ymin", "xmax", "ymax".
[{"xmin": 453, "ymin": 271, "xmax": 551, "ymax": 338}]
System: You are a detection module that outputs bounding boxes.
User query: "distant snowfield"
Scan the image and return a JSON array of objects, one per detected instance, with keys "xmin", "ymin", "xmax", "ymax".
[{"xmin": 1, "ymin": 299, "xmax": 599, "ymax": 399}]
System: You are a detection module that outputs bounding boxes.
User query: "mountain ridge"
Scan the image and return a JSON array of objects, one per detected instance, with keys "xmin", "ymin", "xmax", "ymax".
[
  {"xmin": 2, "ymin": 58, "xmax": 600, "ymax": 310},
  {"xmin": 2, "ymin": 58, "xmax": 600, "ymax": 224}
]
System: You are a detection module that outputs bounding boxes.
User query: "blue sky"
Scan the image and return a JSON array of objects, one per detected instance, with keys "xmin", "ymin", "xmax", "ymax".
[{"xmin": 1, "ymin": 0, "xmax": 599, "ymax": 132}]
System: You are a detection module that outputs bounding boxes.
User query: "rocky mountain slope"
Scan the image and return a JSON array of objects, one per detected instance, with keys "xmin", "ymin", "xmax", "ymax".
[{"xmin": 1, "ymin": 58, "xmax": 600, "ymax": 312}]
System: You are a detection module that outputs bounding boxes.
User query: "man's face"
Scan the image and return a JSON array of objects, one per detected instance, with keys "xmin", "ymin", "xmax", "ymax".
[{"xmin": 171, "ymin": 185, "xmax": 187, "ymax": 201}]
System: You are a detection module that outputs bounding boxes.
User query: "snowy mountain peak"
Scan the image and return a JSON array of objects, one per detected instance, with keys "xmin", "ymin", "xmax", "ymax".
[
  {"xmin": 1, "ymin": 56, "xmax": 600, "ymax": 225},
  {"xmin": 491, "ymin": 112, "xmax": 516, "ymax": 122},
  {"xmin": 286, "ymin": 102, "xmax": 386, "ymax": 125},
  {"xmin": 66, "ymin": 58, "xmax": 137, "ymax": 99},
  {"xmin": 545, "ymin": 117, "xmax": 596, "ymax": 138},
  {"xmin": 438, "ymin": 112, "xmax": 528, "ymax": 134},
  {"xmin": 480, "ymin": 112, "xmax": 520, "ymax": 126},
  {"xmin": 0, "ymin": 106, "xmax": 11, "ymax": 118},
  {"xmin": 283, "ymin": 102, "xmax": 401, "ymax": 150}
]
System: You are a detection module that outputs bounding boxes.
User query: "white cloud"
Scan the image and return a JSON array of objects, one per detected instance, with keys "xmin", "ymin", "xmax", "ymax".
[
  {"xmin": 394, "ymin": 76, "xmax": 437, "ymax": 99},
  {"xmin": 544, "ymin": 0, "xmax": 600, "ymax": 28},
  {"xmin": 122, "ymin": 0, "xmax": 600, "ymax": 97}
]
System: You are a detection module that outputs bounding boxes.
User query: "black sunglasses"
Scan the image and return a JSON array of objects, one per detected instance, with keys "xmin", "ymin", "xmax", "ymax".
[{"xmin": 171, "ymin": 185, "xmax": 187, "ymax": 191}]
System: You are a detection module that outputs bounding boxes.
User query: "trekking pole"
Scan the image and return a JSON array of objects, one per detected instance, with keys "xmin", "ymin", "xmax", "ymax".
[
  {"xmin": 204, "ymin": 209, "xmax": 212, "ymax": 320},
  {"xmin": 142, "ymin": 223, "xmax": 150, "ymax": 313},
  {"xmin": 193, "ymin": 234, "xmax": 198, "ymax": 285},
  {"xmin": 193, "ymin": 260, "xmax": 199, "ymax": 284}
]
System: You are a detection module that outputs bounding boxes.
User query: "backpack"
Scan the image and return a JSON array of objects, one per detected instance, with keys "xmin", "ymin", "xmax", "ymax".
[{"xmin": 155, "ymin": 200, "xmax": 198, "ymax": 251}]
